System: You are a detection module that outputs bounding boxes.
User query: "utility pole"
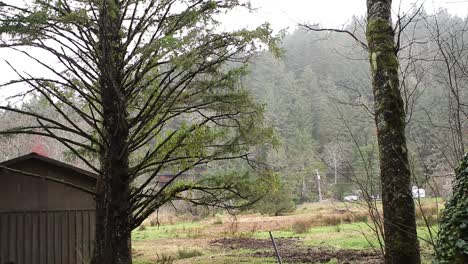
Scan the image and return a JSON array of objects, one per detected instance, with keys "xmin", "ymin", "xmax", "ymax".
[
  {"xmin": 301, "ymin": 165, "xmax": 307, "ymax": 201},
  {"xmin": 316, "ymin": 169, "xmax": 322, "ymax": 202},
  {"xmin": 333, "ymin": 153, "xmax": 337, "ymax": 185}
]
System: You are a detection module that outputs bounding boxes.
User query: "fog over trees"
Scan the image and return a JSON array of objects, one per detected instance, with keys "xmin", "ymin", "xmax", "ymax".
[{"xmin": 0, "ymin": 1, "xmax": 467, "ymax": 263}]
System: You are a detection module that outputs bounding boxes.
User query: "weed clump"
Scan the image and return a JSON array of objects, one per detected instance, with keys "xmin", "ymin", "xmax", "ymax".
[
  {"xmin": 415, "ymin": 203, "xmax": 439, "ymax": 220},
  {"xmin": 149, "ymin": 219, "xmax": 159, "ymax": 227},
  {"xmin": 291, "ymin": 219, "xmax": 314, "ymax": 234},
  {"xmin": 323, "ymin": 215, "xmax": 341, "ymax": 226},
  {"xmin": 176, "ymin": 248, "xmax": 203, "ymax": 259},
  {"xmin": 212, "ymin": 217, "xmax": 223, "ymax": 225},
  {"xmin": 155, "ymin": 253, "xmax": 174, "ymax": 264}
]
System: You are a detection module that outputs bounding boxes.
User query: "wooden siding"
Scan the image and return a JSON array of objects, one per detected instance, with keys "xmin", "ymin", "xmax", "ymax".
[
  {"xmin": 0, "ymin": 210, "xmax": 95, "ymax": 264},
  {"xmin": 0, "ymin": 153, "xmax": 97, "ymax": 264},
  {"xmin": 0, "ymin": 158, "xmax": 95, "ymax": 212}
]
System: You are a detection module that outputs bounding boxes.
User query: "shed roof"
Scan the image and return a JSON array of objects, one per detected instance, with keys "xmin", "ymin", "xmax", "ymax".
[{"xmin": 0, "ymin": 152, "xmax": 98, "ymax": 180}]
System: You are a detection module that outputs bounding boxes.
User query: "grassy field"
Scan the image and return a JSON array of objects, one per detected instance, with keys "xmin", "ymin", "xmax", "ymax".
[{"xmin": 132, "ymin": 199, "xmax": 443, "ymax": 263}]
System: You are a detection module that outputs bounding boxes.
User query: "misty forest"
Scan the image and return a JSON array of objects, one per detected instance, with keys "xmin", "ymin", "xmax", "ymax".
[{"xmin": 0, "ymin": 0, "xmax": 466, "ymax": 264}]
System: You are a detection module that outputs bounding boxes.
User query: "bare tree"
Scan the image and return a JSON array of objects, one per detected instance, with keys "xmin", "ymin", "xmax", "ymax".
[{"xmin": 422, "ymin": 12, "xmax": 468, "ymax": 164}]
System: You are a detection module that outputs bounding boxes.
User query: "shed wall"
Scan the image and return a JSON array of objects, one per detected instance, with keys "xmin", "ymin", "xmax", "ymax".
[
  {"xmin": 0, "ymin": 159, "xmax": 95, "ymax": 212},
  {"xmin": 0, "ymin": 210, "xmax": 95, "ymax": 264},
  {"xmin": 0, "ymin": 156, "xmax": 96, "ymax": 264}
]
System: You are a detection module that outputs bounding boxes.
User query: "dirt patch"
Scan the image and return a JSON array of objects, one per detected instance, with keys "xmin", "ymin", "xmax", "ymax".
[
  {"xmin": 211, "ymin": 238, "xmax": 382, "ymax": 264},
  {"xmin": 212, "ymin": 237, "xmax": 302, "ymax": 250}
]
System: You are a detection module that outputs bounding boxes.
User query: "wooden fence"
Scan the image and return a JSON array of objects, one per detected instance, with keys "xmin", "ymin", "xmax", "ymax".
[{"xmin": 0, "ymin": 209, "xmax": 95, "ymax": 264}]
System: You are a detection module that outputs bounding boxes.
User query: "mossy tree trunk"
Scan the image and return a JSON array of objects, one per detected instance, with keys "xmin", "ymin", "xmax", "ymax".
[
  {"xmin": 92, "ymin": 1, "xmax": 132, "ymax": 263},
  {"xmin": 366, "ymin": 1, "xmax": 421, "ymax": 263}
]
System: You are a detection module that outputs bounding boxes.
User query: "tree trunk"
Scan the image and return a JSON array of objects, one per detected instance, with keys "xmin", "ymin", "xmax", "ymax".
[
  {"xmin": 92, "ymin": 1, "xmax": 132, "ymax": 263},
  {"xmin": 366, "ymin": 1, "xmax": 421, "ymax": 263}
]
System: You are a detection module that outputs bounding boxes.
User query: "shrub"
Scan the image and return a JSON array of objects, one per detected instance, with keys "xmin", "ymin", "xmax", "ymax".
[
  {"xmin": 149, "ymin": 219, "xmax": 159, "ymax": 227},
  {"xmin": 176, "ymin": 248, "xmax": 203, "ymax": 259},
  {"xmin": 323, "ymin": 215, "xmax": 341, "ymax": 226},
  {"xmin": 212, "ymin": 217, "xmax": 223, "ymax": 225},
  {"xmin": 155, "ymin": 253, "xmax": 174, "ymax": 264},
  {"xmin": 225, "ymin": 222, "xmax": 259, "ymax": 238},
  {"xmin": 186, "ymin": 228, "xmax": 203, "ymax": 238},
  {"xmin": 138, "ymin": 225, "xmax": 146, "ymax": 231},
  {"xmin": 334, "ymin": 225, "xmax": 341, "ymax": 233},
  {"xmin": 253, "ymin": 177, "xmax": 295, "ymax": 216},
  {"xmin": 415, "ymin": 203, "xmax": 439, "ymax": 220},
  {"xmin": 341, "ymin": 213, "xmax": 354, "ymax": 223},
  {"xmin": 291, "ymin": 219, "xmax": 313, "ymax": 234},
  {"xmin": 353, "ymin": 211, "xmax": 369, "ymax": 223},
  {"xmin": 417, "ymin": 214, "xmax": 438, "ymax": 227}
]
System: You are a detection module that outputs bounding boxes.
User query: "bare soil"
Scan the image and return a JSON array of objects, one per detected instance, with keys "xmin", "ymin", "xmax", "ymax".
[{"xmin": 211, "ymin": 237, "xmax": 383, "ymax": 264}]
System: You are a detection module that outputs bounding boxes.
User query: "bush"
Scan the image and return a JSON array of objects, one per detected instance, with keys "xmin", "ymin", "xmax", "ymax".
[
  {"xmin": 212, "ymin": 217, "xmax": 223, "ymax": 225},
  {"xmin": 334, "ymin": 225, "xmax": 341, "ymax": 233},
  {"xmin": 253, "ymin": 178, "xmax": 295, "ymax": 216},
  {"xmin": 149, "ymin": 219, "xmax": 159, "ymax": 227},
  {"xmin": 155, "ymin": 253, "xmax": 174, "ymax": 264},
  {"xmin": 417, "ymin": 214, "xmax": 438, "ymax": 227},
  {"xmin": 186, "ymin": 228, "xmax": 203, "ymax": 238},
  {"xmin": 291, "ymin": 219, "xmax": 313, "ymax": 234},
  {"xmin": 323, "ymin": 215, "xmax": 341, "ymax": 226},
  {"xmin": 415, "ymin": 203, "xmax": 439, "ymax": 220},
  {"xmin": 353, "ymin": 211, "xmax": 369, "ymax": 223},
  {"xmin": 176, "ymin": 248, "xmax": 203, "ymax": 259}
]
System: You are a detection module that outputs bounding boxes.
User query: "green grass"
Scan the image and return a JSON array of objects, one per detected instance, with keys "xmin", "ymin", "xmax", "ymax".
[
  {"xmin": 133, "ymin": 220, "xmax": 440, "ymax": 254},
  {"xmin": 254, "ymin": 222, "xmax": 440, "ymax": 251},
  {"xmin": 307, "ymin": 223, "xmax": 377, "ymax": 248},
  {"xmin": 132, "ymin": 222, "xmax": 204, "ymax": 240},
  {"xmin": 132, "ymin": 200, "xmax": 444, "ymax": 263},
  {"xmin": 239, "ymin": 223, "xmax": 379, "ymax": 250},
  {"xmin": 176, "ymin": 248, "xmax": 203, "ymax": 259}
]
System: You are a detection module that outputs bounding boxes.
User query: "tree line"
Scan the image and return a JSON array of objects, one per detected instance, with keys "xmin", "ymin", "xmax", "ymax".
[{"xmin": 0, "ymin": 0, "xmax": 466, "ymax": 263}]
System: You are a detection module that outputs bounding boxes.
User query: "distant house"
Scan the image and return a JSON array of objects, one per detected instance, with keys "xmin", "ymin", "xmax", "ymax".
[
  {"xmin": 0, "ymin": 152, "xmax": 97, "ymax": 264},
  {"xmin": 154, "ymin": 165, "xmax": 207, "ymax": 188},
  {"xmin": 157, "ymin": 174, "xmax": 179, "ymax": 187}
]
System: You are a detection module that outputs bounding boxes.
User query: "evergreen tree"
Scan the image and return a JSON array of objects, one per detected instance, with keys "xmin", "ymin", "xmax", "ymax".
[{"xmin": 0, "ymin": 1, "xmax": 279, "ymax": 262}]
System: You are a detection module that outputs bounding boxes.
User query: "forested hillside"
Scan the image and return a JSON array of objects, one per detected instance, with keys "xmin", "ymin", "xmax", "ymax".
[
  {"xmin": 1, "ymin": 10, "xmax": 466, "ymax": 206},
  {"xmin": 243, "ymin": 10, "xmax": 467, "ymax": 202}
]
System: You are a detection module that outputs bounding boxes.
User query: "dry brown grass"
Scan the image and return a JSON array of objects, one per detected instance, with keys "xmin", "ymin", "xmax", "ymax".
[
  {"xmin": 323, "ymin": 215, "xmax": 342, "ymax": 226},
  {"xmin": 133, "ymin": 238, "xmax": 209, "ymax": 263},
  {"xmin": 415, "ymin": 203, "xmax": 440, "ymax": 219},
  {"xmin": 291, "ymin": 219, "xmax": 314, "ymax": 233},
  {"xmin": 415, "ymin": 202, "xmax": 441, "ymax": 227}
]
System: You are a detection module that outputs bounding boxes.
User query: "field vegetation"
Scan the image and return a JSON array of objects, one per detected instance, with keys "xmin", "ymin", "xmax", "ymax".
[{"xmin": 132, "ymin": 199, "xmax": 443, "ymax": 263}]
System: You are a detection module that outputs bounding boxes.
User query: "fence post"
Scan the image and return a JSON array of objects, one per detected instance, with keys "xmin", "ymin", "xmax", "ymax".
[{"xmin": 269, "ymin": 231, "xmax": 282, "ymax": 264}]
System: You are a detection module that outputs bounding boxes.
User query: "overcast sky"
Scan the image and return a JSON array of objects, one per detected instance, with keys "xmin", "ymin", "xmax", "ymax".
[
  {"xmin": 1, "ymin": 0, "xmax": 468, "ymax": 103},
  {"xmin": 224, "ymin": 0, "xmax": 468, "ymax": 32}
]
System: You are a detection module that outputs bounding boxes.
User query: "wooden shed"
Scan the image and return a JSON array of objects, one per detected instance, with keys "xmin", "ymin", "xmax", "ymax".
[{"xmin": 0, "ymin": 153, "xmax": 97, "ymax": 264}]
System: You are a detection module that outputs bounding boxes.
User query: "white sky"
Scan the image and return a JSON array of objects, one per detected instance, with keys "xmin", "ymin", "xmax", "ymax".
[
  {"xmin": 1, "ymin": 0, "xmax": 468, "ymax": 103},
  {"xmin": 224, "ymin": 0, "xmax": 468, "ymax": 32}
]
